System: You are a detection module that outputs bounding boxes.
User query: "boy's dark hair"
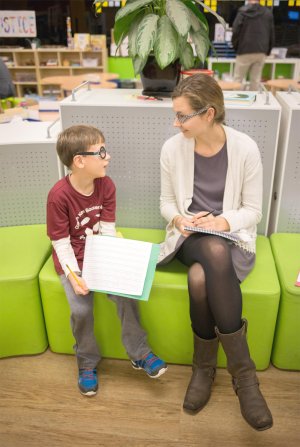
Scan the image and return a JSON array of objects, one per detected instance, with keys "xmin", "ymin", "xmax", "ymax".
[{"xmin": 56, "ymin": 125, "xmax": 105, "ymax": 168}]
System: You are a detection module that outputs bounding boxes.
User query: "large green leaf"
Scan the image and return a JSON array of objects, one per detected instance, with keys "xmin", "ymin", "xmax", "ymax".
[
  {"xmin": 190, "ymin": 28, "xmax": 210, "ymax": 63},
  {"xmin": 132, "ymin": 55, "xmax": 147, "ymax": 75},
  {"xmin": 194, "ymin": 0, "xmax": 226, "ymax": 28},
  {"xmin": 136, "ymin": 14, "xmax": 159, "ymax": 59},
  {"xmin": 174, "ymin": 34, "xmax": 186, "ymax": 62},
  {"xmin": 114, "ymin": 9, "xmax": 143, "ymax": 45},
  {"xmin": 182, "ymin": 0, "xmax": 208, "ymax": 31},
  {"xmin": 115, "ymin": 0, "xmax": 153, "ymax": 22},
  {"xmin": 154, "ymin": 16, "xmax": 178, "ymax": 69},
  {"xmin": 179, "ymin": 42, "xmax": 195, "ymax": 69},
  {"xmin": 128, "ymin": 14, "xmax": 145, "ymax": 57},
  {"xmin": 166, "ymin": 0, "xmax": 191, "ymax": 37},
  {"xmin": 188, "ymin": 9, "xmax": 203, "ymax": 32}
]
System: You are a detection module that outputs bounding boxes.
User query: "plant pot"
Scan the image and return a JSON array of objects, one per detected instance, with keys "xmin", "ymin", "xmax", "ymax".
[{"xmin": 140, "ymin": 56, "xmax": 181, "ymax": 97}]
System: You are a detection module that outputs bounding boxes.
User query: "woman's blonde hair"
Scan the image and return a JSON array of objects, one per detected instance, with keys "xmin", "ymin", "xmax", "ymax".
[{"xmin": 172, "ymin": 74, "xmax": 225, "ymax": 124}]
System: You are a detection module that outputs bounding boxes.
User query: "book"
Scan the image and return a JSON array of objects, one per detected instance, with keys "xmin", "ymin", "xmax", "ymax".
[
  {"xmin": 38, "ymin": 100, "xmax": 60, "ymax": 111},
  {"xmin": 90, "ymin": 34, "xmax": 106, "ymax": 50},
  {"xmin": 82, "ymin": 235, "xmax": 160, "ymax": 301},
  {"xmin": 74, "ymin": 33, "xmax": 90, "ymax": 50},
  {"xmin": 183, "ymin": 226, "xmax": 252, "ymax": 244},
  {"xmin": 223, "ymin": 92, "xmax": 256, "ymax": 106}
]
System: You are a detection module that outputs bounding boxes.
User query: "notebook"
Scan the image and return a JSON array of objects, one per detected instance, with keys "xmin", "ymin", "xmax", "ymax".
[
  {"xmin": 183, "ymin": 226, "xmax": 252, "ymax": 243},
  {"xmin": 82, "ymin": 235, "xmax": 160, "ymax": 301},
  {"xmin": 223, "ymin": 92, "xmax": 256, "ymax": 106}
]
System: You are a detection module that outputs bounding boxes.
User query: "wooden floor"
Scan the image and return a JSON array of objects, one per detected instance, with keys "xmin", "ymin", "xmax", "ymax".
[{"xmin": 0, "ymin": 350, "xmax": 299, "ymax": 447}]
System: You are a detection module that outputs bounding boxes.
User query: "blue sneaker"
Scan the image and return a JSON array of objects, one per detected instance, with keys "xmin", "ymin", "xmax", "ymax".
[
  {"xmin": 131, "ymin": 352, "xmax": 168, "ymax": 378},
  {"xmin": 78, "ymin": 369, "xmax": 98, "ymax": 396}
]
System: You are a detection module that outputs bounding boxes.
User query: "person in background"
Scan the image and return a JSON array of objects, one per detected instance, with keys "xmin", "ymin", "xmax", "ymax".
[
  {"xmin": 232, "ymin": 0, "xmax": 275, "ymax": 90},
  {"xmin": 158, "ymin": 74, "xmax": 273, "ymax": 431},
  {"xmin": 47, "ymin": 125, "xmax": 167, "ymax": 396},
  {"xmin": 0, "ymin": 58, "xmax": 16, "ymax": 99}
]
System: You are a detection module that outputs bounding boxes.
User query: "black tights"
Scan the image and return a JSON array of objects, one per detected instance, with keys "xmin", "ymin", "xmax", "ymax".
[{"xmin": 176, "ymin": 234, "xmax": 242, "ymax": 339}]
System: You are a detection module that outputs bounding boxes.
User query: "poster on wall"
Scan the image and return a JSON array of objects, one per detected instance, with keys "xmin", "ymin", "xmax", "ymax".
[{"xmin": 0, "ymin": 11, "xmax": 36, "ymax": 37}]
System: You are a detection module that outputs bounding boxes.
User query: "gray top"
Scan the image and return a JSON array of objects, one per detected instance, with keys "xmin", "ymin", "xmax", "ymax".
[
  {"xmin": 188, "ymin": 143, "xmax": 255, "ymax": 282},
  {"xmin": 0, "ymin": 59, "xmax": 15, "ymax": 99}
]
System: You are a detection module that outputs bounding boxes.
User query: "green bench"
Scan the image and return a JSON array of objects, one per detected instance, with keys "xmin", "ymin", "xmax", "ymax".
[
  {"xmin": 39, "ymin": 228, "xmax": 280, "ymax": 370},
  {"xmin": 0, "ymin": 225, "xmax": 50, "ymax": 358},
  {"xmin": 270, "ymin": 233, "xmax": 300, "ymax": 370}
]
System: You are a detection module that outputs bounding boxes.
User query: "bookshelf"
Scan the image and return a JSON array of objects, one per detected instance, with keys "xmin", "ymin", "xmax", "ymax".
[
  {"xmin": 207, "ymin": 57, "xmax": 300, "ymax": 82},
  {"xmin": 0, "ymin": 47, "xmax": 108, "ymax": 97}
]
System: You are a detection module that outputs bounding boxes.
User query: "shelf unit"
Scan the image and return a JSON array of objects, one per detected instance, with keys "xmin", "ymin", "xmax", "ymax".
[
  {"xmin": 0, "ymin": 47, "xmax": 108, "ymax": 97},
  {"xmin": 207, "ymin": 57, "xmax": 300, "ymax": 82}
]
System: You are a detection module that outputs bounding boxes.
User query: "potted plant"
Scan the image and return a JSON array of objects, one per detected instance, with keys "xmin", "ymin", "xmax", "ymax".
[{"xmin": 97, "ymin": 0, "xmax": 225, "ymax": 95}]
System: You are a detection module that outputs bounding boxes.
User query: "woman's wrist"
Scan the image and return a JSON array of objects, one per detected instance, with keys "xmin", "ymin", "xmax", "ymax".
[
  {"xmin": 216, "ymin": 217, "xmax": 230, "ymax": 232},
  {"xmin": 173, "ymin": 215, "xmax": 182, "ymax": 229}
]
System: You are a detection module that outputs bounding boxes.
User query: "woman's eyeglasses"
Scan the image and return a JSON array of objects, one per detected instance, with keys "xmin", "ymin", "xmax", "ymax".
[
  {"xmin": 75, "ymin": 146, "xmax": 107, "ymax": 159},
  {"xmin": 175, "ymin": 106, "xmax": 210, "ymax": 124}
]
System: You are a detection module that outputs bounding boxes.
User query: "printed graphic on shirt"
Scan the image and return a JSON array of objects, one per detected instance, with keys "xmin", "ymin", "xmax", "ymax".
[{"xmin": 75, "ymin": 205, "xmax": 103, "ymax": 240}]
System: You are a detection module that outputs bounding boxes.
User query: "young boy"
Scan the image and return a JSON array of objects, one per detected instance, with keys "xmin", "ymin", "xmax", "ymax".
[{"xmin": 47, "ymin": 125, "xmax": 167, "ymax": 396}]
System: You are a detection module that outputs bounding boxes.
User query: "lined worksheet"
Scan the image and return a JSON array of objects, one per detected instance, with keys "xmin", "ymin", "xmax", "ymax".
[{"xmin": 82, "ymin": 235, "xmax": 152, "ymax": 296}]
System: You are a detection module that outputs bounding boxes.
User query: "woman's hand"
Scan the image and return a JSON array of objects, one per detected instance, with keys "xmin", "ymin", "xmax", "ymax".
[
  {"xmin": 68, "ymin": 273, "xmax": 90, "ymax": 296},
  {"xmin": 173, "ymin": 215, "xmax": 195, "ymax": 237},
  {"xmin": 191, "ymin": 212, "xmax": 230, "ymax": 232}
]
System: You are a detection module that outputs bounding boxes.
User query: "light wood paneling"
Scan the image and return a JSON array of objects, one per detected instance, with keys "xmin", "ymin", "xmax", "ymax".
[{"xmin": 0, "ymin": 350, "xmax": 299, "ymax": 447}]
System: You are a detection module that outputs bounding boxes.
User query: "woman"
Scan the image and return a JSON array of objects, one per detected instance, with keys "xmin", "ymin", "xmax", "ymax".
[
  {"xmin": 0, "ymin": 58, "xmax": 15, "ymax": 99},
  {"xmin": 158, "ymin": 74, "xmax": 272, "ymax": 431}
]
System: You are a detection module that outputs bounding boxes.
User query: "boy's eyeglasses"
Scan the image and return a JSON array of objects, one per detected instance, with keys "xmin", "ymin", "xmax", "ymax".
[
  {"xmin": 75, "ymin": 146, "xmax": 107, "ymax": 159},
  {"xmin": 175, "ymin": 106, "xmax": 210, "ymax": 124}
]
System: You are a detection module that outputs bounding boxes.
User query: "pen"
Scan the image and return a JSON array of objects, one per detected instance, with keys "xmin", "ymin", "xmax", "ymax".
[
  {"xmin": 66, "ymin": 264, "xmax": 83, "ymax": 287},
  {"xmin": 202, "ymin": 209, "xmax": 215, "ymax": 218}
]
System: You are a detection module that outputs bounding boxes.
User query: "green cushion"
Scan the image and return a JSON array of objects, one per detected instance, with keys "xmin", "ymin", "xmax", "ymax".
[
  {"xmin": 0, "ymin": 225, "xmax": 51, "ymax": 358},
  {"xmin": 270, "ymin": 233, "xmax": 300, "ymax": 370},
  {"xmin": 39, "ymin": 229, "xmax": 280, "ymax": 370}
]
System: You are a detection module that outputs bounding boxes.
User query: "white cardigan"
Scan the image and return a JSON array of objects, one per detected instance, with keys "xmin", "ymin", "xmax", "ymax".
[{"xmin": 158, "ymin": 125, "xmax": 263, "ymax": 263}]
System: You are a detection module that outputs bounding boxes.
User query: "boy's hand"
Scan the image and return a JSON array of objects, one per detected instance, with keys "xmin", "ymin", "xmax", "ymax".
[{"xmin": 68, "ymin": 273, "xmax": 90, "ymax": 295}]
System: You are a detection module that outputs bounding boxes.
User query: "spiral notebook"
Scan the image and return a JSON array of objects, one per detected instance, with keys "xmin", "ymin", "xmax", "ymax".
[{"xmin": 183, "ymin": 226, "xmax": 250, "ymax": 243}]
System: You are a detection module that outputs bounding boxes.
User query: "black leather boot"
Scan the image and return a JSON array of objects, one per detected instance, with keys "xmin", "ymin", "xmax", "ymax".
[
  {"xmin": 216, "ymin": 319, "xmax": 273, "ymax": 431},
  {"xmin": 183, "ymin": 333, "xmax": 219, "ymax": 413}
]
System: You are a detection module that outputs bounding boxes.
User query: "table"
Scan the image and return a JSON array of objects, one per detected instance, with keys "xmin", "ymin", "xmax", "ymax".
[
  {"xmin": 217, "ymin": 80, "xmax": 242, "ymax": 90},
  {"xmin": 264, "ymin": 79, "xmax": 299, "ymax": 95},
  {"xmin": 40, "ymin": 73, "xmax": 119, "ymax": 97},
  {"xmin": 61, "ymin": 77, "xmax": 117, "ymax": 96}
]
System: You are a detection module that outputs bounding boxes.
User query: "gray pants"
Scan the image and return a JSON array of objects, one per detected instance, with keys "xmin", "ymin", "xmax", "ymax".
[
  {"xmin": 60, "ymin": 275, "xmax": 150, "ymax": 370},
  {"xmin": 233, "ymin": 53, "xmax": 266, "ymax": 91}
]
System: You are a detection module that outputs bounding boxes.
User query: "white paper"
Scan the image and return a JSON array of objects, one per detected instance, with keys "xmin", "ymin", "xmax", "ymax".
[{"xmin": 82, "ymin": 235, "xmax": 152, "ymax": 296}]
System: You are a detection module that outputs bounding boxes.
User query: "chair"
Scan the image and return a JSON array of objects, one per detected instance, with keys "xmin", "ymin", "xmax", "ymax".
[
  {"xmin": 270, "ymin": 233, "xmax": 300, "ymax": 370},
  {"xmin": 0, "ymin": 225, "xmax": 51, "ymax": 358}
]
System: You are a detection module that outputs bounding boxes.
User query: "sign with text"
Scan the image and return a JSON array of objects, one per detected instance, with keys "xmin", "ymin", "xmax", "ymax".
[{"xmin": 0, "ymin": 11, "xmax": 36, "ymax": 37}]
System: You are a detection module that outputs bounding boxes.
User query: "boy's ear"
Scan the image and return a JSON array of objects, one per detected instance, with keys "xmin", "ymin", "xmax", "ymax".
[{"xmin": 72, "ymin": 154, "xmax": 85, "ymax": 169}]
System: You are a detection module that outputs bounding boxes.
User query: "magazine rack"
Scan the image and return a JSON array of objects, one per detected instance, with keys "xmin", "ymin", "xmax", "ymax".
[
  {"xmin": 0, "ymin": 120, "xmax": 63, "ymax": 226},
  {"xmin": 268, "ymin": 91, "xmax": 300, "ymax": 233}
]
